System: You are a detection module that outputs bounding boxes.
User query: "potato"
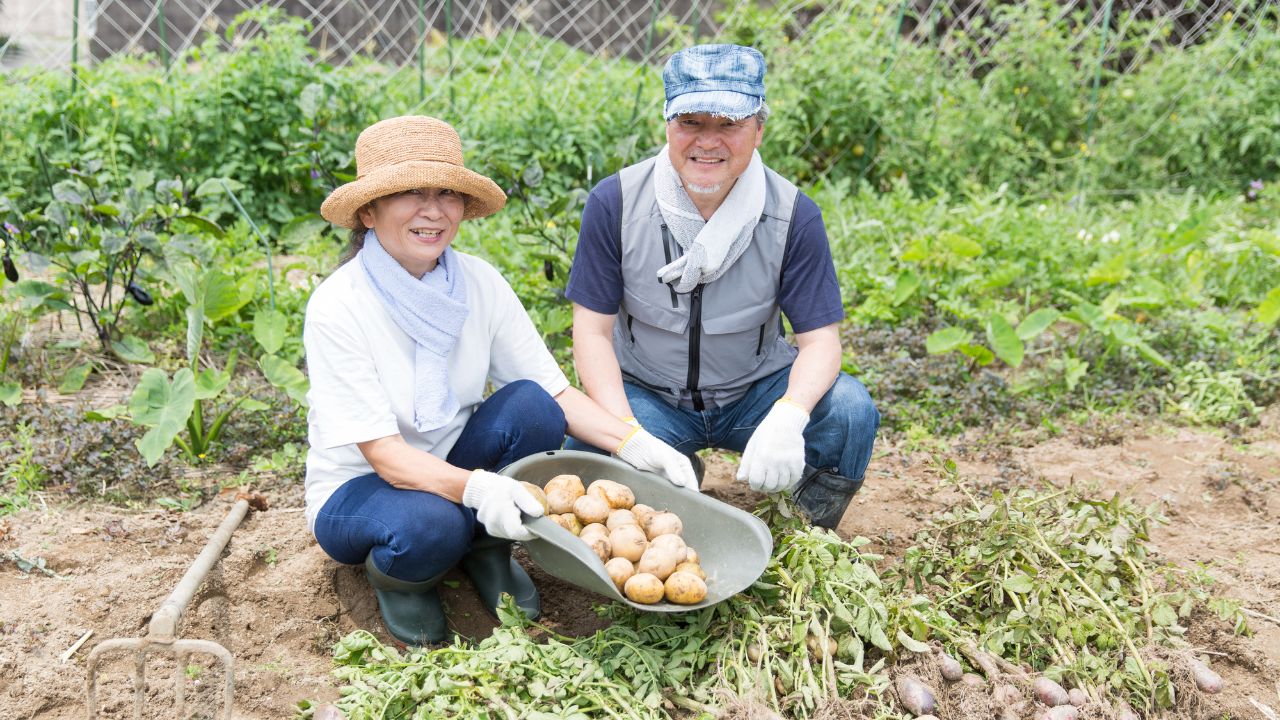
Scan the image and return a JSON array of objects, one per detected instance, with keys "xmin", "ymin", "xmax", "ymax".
[
  {"xmin": 1187, "ymin": 656, "xmax": 1223, "ymax": 694},
  {"xmin": 605, "ymin": 508, "xmax": 639, "ymax": 531},
  {"xmin": 684, "ymin": 547, "xmax": 699, "ymax": 565},
  {"xmin": 624, "ymin": 572, "xmax": 664, "ymax": 604},
  {"xmin": 604, "ymin": 557, "xmax": 634, "ymax": 592},
  {"xmin": 637, "ymin": 546, "xmax": 681, "ymax": 581},
  {"xmin": 609, "ymin": 525, "xmax": 649, "ymax": 562},
  {"xmin": 959, "ymin": 673, "xmax": 986, "ymax": 687},
  {"xmin": 1067, "ymin": 688, "xmax": 1087, "ymax": 707},
  {"xmin": 805, "ymin": 633, "xmax": 837, "ymax": 658},
  {"xmin": 648, "ymin": 533, "xmax": 687, "ymax": 560},
  {"xmin": 937, "ymin": 651, "xmax": 963, "ymax": 682},
  {"xmin": 546, "ymin": 488, "xmax": 579, "ymax": 515},
  {"xmin": 573, "ymin": 495, "xmax": 610, "ymax": 525},
  {"xmin": 1035, "ymin": 707, "xmax": 1078, "ymax": 720},
  {"xmin": 746, "ymin": 643, "xmax": 763, "ymax": 663},
  {"xmin": 518, "ymin": 482, "xmax": 550, "ymax": 514},
  {"xmin": 582, "ymin": 536, "xmax": 611, "ymax": 564},
  {"xmin": 993, "ymin": 684, "xmax": 1023, "ymax": 707},
  {"xmin": 663, "ymin": 570, "xmax": 707, "ymax": 605},
  {"xmin": 894, "ymin": 675, "xmax": 937, "ymax": 717},
  {"xmin": 643, "ymin": 511, "xmax": 682, "ymax": 540},
  {"xmin": 587, "ymin": 479, "xmax": 636, "ymax": 510},
  {"xmin": 674, "ymin": 561, "xmax": 705, "ymax": 580},
  {"xmin": 550, "ymin": 513, "xmax": 582, "ymax": 535},
  {"xmin": 631, "ymin": 503, "xmax": 657, "ymax": 528},
  {"xmin": 545, "ymin": 473, "xmax": 585, "ymax": 499},
  {"xmin": 579, "ymin": 522, "xmax": 608, "ymax": 539},
  {"xmin": 1032, "ymin": 677, "xmax": 1070, "ymax": 707}
]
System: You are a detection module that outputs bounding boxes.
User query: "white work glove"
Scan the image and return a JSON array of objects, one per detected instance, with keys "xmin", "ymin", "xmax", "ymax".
[
  {"xmin": 616, "ymin": 428, "xmax": 699, "ymax": 492},
  {"xmin": 737, "ymin": 399, "xmax": 810, "ymax": 493},
  {"xmin": 461, "ymin": 470, "xmax": 545, "ymax": 541}
]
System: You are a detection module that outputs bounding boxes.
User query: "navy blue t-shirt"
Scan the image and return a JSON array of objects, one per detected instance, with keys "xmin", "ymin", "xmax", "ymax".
[{"xmin": 565, "ymin": 173, "xmax": 844, "ymax": 334}]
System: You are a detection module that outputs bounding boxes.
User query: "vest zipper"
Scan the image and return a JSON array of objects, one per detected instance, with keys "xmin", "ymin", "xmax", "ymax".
[
  {"xmin": 658, "ymin": 224, "xmax": 679, "ymax": 309},
  {"xmin": 756, "ymin": 324, "xmax": 766, "ymax": 355},
  {"xmin": 688, "ymin": 284, "xmax": 704, "ymax": 411}
]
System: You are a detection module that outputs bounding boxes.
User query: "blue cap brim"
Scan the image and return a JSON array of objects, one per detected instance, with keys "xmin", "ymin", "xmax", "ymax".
[{"xmin": 663, "ymin": 90, "xmax": 763, "ymax": 121}]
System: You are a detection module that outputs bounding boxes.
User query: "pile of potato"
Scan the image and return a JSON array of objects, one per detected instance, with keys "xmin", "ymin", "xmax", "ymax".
[{"xmin": 522, "ymin": 474, "xmax": 708, "ymax": 605}]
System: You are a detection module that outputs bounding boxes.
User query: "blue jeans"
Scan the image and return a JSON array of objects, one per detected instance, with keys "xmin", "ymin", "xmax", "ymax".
[
  {"xmin": 566, "ymin": 365, "xmax": 879, "ymax": 484},
  {"xmin": 313, "ymin": 380, "xmax": 566, "ymax": 582}
]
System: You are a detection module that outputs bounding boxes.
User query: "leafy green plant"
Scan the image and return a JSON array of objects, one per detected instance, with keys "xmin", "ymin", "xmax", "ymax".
[{"xmin": 0, "ymin": 422, "xmax": 46, "ymax": 514}]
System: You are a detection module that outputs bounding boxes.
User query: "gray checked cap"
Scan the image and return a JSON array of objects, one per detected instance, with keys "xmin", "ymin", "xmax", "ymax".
[{"xmin": 662, "ymin": 44, "xmax": 766, "ymax": 121}]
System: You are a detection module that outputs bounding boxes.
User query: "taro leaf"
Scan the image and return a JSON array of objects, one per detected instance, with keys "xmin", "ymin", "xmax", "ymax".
[
  {"xmin": 111, "ymin": 335, "xmax": 156, "ymax": 364},
  {"xmin": 172, "ymin": 215, "xmax": 225, "ymax": 239},
  {"xmin": 194, "ymin": 177, "xmax": 243, "ymax": 198},
  {"xmin": 85, "ymin": 404, "xmax": 127, "ymax": 421},
  {"xmin": 185, "ymin": 302, "xmax": 205, "ymax": 365},
  {"xmin": 259, "ymin": 353, "xmax": 309, "ymax": 406},
  {"xmin": 986, "ymin": 314, "xmax": 1024, "ymax": 367},
  {"xmin": 193, "ymin": 366, "xmax": 230, "ymax": 400},
  {"xmin": 58, "ymin": 362, "xmax": 93, "ymax": 394},
  {"xmin": 1003, "ymin": 573, "xmax": 1035, "ymax": 594},
  {"xmin": 1017, "ymin": 308, "xmax": 1060, "ymax": 341},
  {"xmin": 201, "ymin": 270, "xmax": 253, "ymax": 323},
  {"xmin": 240, "ymin": 398, "xmax": 270, "ymax": 412},
  {"xmin": 129, "ymin": 368, "xmax": 196, "ymax": 466},
  {"xmin": 0, "ymin": 380, "xmax": 21, "ymax": 407},
  {"xmin": 891, "ymin": 270, "xmax": 920, "ymax": 306},
  {"xmin": 958, "ymin": 343, "xmax": 995, "ymax": 366},
  {"xmin": 1255, "ymin": 287, "xmax": 1280, "ymax": 326},
  {"xmin": 253, "ymin": 308, "xmax": 287, "ymax": 355},
  {"xmin": 895, "ymin": 628, "xmax": 931, "ymax": 653},
  {"xmin": 925, "ymin": 326, "xmax": 972, "ymax": 354}
]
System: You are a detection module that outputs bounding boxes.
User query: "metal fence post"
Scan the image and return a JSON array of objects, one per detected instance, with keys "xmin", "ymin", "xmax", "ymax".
[
  {"xmin": 70, "ymin": 0, "xmax": 81, "ymax": 94},
  {"xmin": 156, "ymin": 0, "xmax": 169, "ymax": 70},
  {"xmin": 416, "ymin": 0, "xmax": 426, "ymax": 105}
]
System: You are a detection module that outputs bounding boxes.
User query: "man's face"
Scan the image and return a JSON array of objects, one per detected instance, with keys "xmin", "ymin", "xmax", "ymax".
[{"xmin": 665, "ymin": 112, "xmax": 764, "ymax": 195}]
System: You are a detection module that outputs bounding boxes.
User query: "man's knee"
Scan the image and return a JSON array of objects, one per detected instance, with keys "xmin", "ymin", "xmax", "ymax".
[
  {"xmin": 820, "ymin": 375, "xmax": 880, "ymax": 435},
  {"xmin": 501, "ymin": 379, "xmax": 567, "ymax": 446}
]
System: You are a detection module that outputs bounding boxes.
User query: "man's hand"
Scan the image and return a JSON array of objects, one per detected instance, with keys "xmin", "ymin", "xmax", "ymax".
[
  {"xmin": 737, "ymin": 400, "xmax": 809, "ymax": 493},
  {"xmin": 616, "ymin": 428, "xmax": 699, "ymax": 491},
  {"xmin": 461, "ymin": 470, "xmax": 545, "ymax": 541}
]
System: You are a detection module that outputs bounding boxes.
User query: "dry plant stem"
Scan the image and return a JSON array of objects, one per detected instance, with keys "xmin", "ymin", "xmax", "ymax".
[
  {"xmin": 1242, "ymin": 607, "xmax": 1280, "ymax": 627},
  {"xmin": 961, "ymin": 643, "xmax": 1002, "ymax": 679},
  {"xmin": 1029, "ymin": 525, "xmax": 1153, "ymax": 689}
]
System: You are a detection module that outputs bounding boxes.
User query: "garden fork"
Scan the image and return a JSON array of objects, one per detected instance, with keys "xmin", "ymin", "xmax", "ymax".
[{"xmin": 84, "ymin": 493, "xmax": 267, "ymax": 720}]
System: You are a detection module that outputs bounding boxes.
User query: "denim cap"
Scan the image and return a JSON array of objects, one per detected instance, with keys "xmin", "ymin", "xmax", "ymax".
[{"xmin": 662, "ymin": 44, "xmax": 766, "ymax": 121}]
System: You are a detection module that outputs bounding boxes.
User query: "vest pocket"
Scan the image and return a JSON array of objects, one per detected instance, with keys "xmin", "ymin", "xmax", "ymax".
[{"xmin": 622, "ymin": 287, "xmax": 689, "ymax": 335}]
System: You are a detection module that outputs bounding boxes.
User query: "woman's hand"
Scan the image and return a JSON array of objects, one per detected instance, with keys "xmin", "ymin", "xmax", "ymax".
[{"xmin": 461, "ymin": 470, "xmax": 545, "ymax": 540}]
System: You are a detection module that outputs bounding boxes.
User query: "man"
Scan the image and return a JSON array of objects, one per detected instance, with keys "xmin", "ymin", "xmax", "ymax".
[{"xmin": 564, "ymin": 44, "xmax": 879, "ymax": 529}]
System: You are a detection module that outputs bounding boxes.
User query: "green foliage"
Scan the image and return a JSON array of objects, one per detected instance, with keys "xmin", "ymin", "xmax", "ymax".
[
  {"xmin": 0, "ymin": 423, "xmax": 46, "ymax": 514},
  {"xmin": 901, "ymin": 462, "xmax": 1246, "ymax": 712}
]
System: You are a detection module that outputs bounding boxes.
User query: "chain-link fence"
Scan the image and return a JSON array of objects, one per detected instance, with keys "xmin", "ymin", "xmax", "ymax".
[{"xmin": 1, "ymin": 0, "xmax": 1276, "ymax": 198}]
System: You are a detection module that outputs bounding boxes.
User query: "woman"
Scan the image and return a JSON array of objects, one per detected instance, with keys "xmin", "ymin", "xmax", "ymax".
[{"xmin": 305, "ymin": 116, "xmax": 696, "ymax": 646}]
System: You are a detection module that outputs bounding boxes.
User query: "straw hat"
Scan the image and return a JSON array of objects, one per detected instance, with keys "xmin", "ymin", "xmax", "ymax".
[{"xmin": 320, "ymin": 116, "xmax": 507, "ymax": 229}]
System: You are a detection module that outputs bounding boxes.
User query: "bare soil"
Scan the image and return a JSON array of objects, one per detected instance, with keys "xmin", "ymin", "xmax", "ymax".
[{"xmin": 1, "ymin": 410, "xmax": 1277, "ymax": 719}]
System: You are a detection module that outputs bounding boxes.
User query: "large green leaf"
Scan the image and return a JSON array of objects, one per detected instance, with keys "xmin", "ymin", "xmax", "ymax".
[
  {"xmin": 129, "ymin": 368, "xmax": 196, "ymax": 466},
  {"xmin": 0, "ymin": 381, "xmax": 21, "ymax": 407},
  {"xmin": 58, "ymin": 362, "xmax": 94, "ymax": 394},
  {"xmin": 202, "ymin": 270, "xmax": 253, "ymax": 322},
  {"xmin": 193, "ymin": 367, "xmax": 230, "ymax": 400},
  {"xmin": 986, "ymin": 314, "xmax": 1024, "ymax": 367},
  {"xmin": 185, "ymin": 301, "xmax": 205, "ymax": 366},
  {"xmin": 259, "ymin": 354, "xmax": 309, "ymax": 406},
  {"xmin": 925, "ymin": 326, "xmax": 972, "ymax": 354},
  {"xmin": 891, "ymin": 270, "xmax": 920, "ymax": 307},
  {"xmin": 1016, "ymin": 308, "xmax": 1061, "ymax": 341},
  {"xmin": 111, "ymin": 335, "xmax": 155, "ymax": 364},
  {"xmin": 1256, "ymin": 287, "xmax": 1280, "ymax": 326},
  {"xmin": 254, "ymin": 309, "xmax": 287, "ymax": 355},
  {"xmin": 957, "ymin": 343, "xmax": 995, "ymax": 366}
]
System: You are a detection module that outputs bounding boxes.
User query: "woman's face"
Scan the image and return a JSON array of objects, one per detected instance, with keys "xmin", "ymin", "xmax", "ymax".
[{"xmin": 358, "ymin": 187, "xmax": 466, "ymax": 277}]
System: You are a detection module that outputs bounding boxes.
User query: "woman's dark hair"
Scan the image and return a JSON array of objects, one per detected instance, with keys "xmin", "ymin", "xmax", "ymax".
[{"xmin": 339, "ymin": 215, "xmax": 369, "ymax": 266}]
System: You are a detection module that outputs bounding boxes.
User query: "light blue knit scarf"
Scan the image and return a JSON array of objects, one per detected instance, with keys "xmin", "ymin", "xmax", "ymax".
[{"xmin": 359, "ymin": 229, "xmax": 468, "ymax": 433}]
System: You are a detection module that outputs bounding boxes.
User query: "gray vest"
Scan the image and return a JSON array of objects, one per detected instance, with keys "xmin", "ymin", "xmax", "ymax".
[{"xmin": 613, "ymin": 156, "xmax": 799, "ymax": 410}]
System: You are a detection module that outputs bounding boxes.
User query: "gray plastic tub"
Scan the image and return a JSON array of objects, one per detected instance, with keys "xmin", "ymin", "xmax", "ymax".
[{"xmin": 502, "ymin": 450, "xmax": 773, "ymax": 612}]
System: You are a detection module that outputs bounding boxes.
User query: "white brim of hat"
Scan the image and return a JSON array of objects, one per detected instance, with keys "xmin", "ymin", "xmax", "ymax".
[
  {"xmin": 320, "ymin": 161, "xmax": 507, "ymax": 229},
  {"xmin": 663, "ymin": 90, "xmax": 763, "ymax": 121}
]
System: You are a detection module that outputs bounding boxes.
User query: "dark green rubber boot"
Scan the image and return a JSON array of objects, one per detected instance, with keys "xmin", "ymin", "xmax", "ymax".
[
  {"xmin": 792, "ymin": 464, "xmax": 863, "ymax": 530},
  {"xmin": 364, "ymin": 554, "xmax": 449, "ymax": 646},
  {"xmin": 459, "ymin": 534, "xmax": 540, "ymax": 620}
]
